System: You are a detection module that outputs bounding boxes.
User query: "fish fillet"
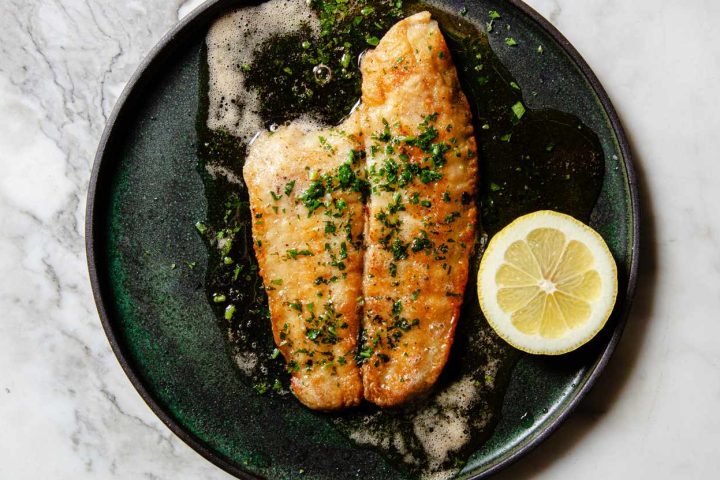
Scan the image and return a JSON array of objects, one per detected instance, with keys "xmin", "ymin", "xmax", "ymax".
[
  {"xmin": 243, "ymin": 119, "xmax": 365, "ymax": 410},
  {"xmin": 358, "ymin": 12, "xmax": 478, "ymax": 407}
]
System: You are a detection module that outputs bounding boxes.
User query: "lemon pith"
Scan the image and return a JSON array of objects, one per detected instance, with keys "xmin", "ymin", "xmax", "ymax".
[{"xmin": 478, "ymin": 211, "xmax": 618, "ymax": 355}]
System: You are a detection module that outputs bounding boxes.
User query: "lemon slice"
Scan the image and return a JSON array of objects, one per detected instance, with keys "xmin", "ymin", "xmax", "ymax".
[{"xmin": 478, "ymin": 210, "xmax": 617, "ymax": 355}]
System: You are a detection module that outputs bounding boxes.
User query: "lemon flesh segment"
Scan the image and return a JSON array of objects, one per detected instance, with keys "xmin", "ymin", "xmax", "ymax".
[{"xmin": 478, "ymin": 211, "xmax": 618, "ymax": 355}]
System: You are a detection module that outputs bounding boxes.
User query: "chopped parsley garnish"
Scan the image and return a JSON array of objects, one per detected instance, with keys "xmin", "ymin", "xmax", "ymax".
[
  {"xmin": 487, "ymin": 10, "xmax": 501, "ymax": 32},
  {"xmin": 505, "ymin": 37, "xmax": 518, "ymax": 47},
  {"xmin": 195, "ymin": 222, "xmax": 207, "ymax": 234},
  {"xmin": 390, "ymin": 239, "xmax": 409, "ymax": 261},
  {"xmin": 511, "ymin": 101, "xmax": 526, "ymax": 119},
  {"xmin": 286, "ymin": 249, "xmax": 314, "ymax": 259},
  {"xmin": 299, "ymin": 179, "xmax": 326, "ymax": 214},
  {"xmin": 284, "ymin": 180, "xmax": 296, "ymax": 195},
  {"xmin": 444, "ymin": 212, "xmax": 461, "ymax": 223},
  {"xmin": 389, "ymin": 262, "xmax": 398, "ymax": 277},
  {"xmin": 419, "ymin": 168, "xmax": 443, "ymax": 183},
  {"xmin": 253, "ymin": 383, "xmax": 268, "ymax": 394},
  {"xmin": 411, "ymin": 230, "xmax": 433, "ymax": 252},
  {"xmin": 359, "ymin": 346, "xmax": 374, "ymax": 358}
]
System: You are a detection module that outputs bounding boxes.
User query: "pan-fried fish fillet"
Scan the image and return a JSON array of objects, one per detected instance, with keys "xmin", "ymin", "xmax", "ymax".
[
  {"xmin": 358, "ymin": 12, "xmax": 478, "ymax": 407},
  {"xmin": 243, "ymin": 120, "xmax": 365, "ymax": 410}
]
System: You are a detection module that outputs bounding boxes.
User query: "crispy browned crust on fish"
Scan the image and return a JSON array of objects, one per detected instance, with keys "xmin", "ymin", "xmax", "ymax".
[
  {"xmin": 243, "ymin": 120, "xmax": 364, "ymax": 410},
  {"xmin": 358, "ymin": 12, "xmax": 478, "ymax": 407}
]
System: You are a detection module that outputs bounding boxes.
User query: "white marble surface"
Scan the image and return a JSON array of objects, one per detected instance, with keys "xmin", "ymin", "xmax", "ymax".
[{"xmin": 0, "ymin": 0, "xmax": 718, "ymax": 478}]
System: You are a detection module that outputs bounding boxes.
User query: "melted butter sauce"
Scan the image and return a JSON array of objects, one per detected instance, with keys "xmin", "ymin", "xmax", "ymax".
[{"xmin": 196, "ymin": 1, "xmax": 604, "ymax": 478}]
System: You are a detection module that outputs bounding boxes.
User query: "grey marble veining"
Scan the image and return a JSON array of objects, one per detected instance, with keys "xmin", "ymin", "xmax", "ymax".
[{"xmin": 1, "ymin": 0, "xmax": 719, "ymax": 478}]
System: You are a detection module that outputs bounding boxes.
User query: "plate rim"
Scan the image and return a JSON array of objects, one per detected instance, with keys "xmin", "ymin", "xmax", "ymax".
[{"xmin": 84, "ymin": 1, "xmax": 640, "ymax": 478}]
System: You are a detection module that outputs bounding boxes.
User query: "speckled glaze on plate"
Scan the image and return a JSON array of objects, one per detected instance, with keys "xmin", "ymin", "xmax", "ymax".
[{"xmin": 85, "ymin": 1, "xmax": 639, "ymax": 478}]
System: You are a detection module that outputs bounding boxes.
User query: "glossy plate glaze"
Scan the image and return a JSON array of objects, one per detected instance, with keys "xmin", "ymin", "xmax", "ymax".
[{"xmin": 86, "ymin": 1, "xmax": 639, "ymax": 478}]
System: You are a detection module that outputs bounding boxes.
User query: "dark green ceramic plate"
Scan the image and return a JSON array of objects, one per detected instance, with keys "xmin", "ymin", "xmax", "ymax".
[{"xmin": 86, "ymin": 0, "xmax": 638, "ymax": 478}]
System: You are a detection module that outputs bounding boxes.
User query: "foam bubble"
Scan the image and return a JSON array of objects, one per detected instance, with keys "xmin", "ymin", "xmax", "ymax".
[
  {"xmin": 206, "ymin": 0, "xmax": 319, "ymax": 141},
  {"xmin": 205, "ymin": 162, "xmax": 244, "ymax": 185},
  {"xmin": 233, "ymin": 350, "xmax": 258, "ymax": 376},
  {"xmin": 413, "ymin": 376, "xmax": 478, "ymax": 472}
]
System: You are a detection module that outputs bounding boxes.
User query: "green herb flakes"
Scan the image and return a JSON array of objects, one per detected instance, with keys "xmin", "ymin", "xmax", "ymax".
[
  {"xmin": 511, "ymin": 101, "xmax": 526, "ymax": 120},
  {"xmin": 195, "ymin": 222, "xmax": 207, "ymax": 234}
]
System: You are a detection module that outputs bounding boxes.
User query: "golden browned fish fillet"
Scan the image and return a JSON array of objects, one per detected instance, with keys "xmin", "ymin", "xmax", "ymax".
[
  {"xmin": 243, "ymin": 119, "xmax": 365, "ymax": 410},
  {"xmin": 358, "ymin": 11, "xmax": 478, "ymax": 407}
]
